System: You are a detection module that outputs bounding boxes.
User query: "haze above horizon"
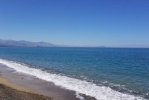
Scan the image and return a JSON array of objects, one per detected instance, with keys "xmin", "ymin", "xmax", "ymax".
[{"xmin": 0, "ymin": 0, "xmax": 149, "ymax": 48}]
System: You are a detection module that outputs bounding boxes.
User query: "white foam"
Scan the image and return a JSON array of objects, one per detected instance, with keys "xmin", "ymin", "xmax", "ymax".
[
  {"xmin": 75, "ymin": 92, "xmax": 85, "ymax": 100},
  {"xmin": 0, "ymin": 59, "xmax": 146, "ymax": 100}
]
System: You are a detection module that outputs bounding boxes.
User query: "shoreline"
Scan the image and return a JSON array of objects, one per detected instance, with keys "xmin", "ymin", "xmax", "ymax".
[
  {"xmin": 0, "ymin": 64, "xmax": 91, "ymax": 100},
  {"xmin": 0, "ymin": 59, "xmax": 146, "ymax": 100}
]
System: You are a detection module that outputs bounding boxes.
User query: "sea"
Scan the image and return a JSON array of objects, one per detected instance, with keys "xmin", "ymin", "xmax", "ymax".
[{"xmin": 0, "ymin": 47, "xmax": 148, "ymax": 100}]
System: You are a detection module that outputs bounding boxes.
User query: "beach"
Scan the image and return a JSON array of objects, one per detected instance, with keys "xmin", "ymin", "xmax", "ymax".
[
  {"xmin": 0, "ymin": 64, "xmax": 95, "ymax": 100},
  {"xmin": 0, "ymin": 65, "xmax": 53, "ymax": 100},
  {"xmin": 0, "ymin": 77, "xmax": 53, "ymax": 100}
]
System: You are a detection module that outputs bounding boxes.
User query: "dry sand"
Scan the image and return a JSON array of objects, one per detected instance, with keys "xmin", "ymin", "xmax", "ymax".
[{"xmin": 0, "ymin": 76, "xmax": 53, "ymax": 100}]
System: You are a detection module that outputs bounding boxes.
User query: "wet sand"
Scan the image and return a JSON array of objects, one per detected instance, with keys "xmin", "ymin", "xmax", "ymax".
[{"xmin": 0, "ymin": 64, "xmax": 86, "ymax": 100}]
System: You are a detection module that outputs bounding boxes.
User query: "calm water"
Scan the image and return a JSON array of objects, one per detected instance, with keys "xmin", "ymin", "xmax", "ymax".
[{"xmin": 0, "ymin": 47, "xmax": 149, "ymax": 99}]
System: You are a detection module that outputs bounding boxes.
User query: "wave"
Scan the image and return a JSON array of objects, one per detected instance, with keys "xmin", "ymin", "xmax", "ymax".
[{"xmin": 0, "ymin": 59, "xmax": 146, "ymax": 100}]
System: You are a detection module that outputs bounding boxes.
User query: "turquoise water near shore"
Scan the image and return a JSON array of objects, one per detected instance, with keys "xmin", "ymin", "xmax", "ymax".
[{"xmin": 0, "ymin": 47, "xmax": 148, "ymax": 100}]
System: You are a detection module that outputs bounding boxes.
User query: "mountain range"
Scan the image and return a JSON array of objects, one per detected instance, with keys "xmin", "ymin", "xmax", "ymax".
[{"xmin": 0, "ymin": 39, "xmax": 55, "ymax": 47}]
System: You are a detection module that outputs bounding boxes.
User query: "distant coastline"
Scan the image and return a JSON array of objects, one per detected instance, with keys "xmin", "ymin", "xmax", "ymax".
[{"xmin": 0, "ymin": 39, "xmax": 55, "ymax": 47}]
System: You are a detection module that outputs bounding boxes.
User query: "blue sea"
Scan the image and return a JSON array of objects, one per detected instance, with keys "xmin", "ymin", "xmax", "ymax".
[{"xmin": 0, "ymin": 47, "xmax": 148, "ymax": 100}]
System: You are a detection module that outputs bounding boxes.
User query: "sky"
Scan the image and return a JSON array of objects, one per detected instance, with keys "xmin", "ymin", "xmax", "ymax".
[{"xmin": 0, "ymin": 0, "xmax": 149, "ymax": 47}]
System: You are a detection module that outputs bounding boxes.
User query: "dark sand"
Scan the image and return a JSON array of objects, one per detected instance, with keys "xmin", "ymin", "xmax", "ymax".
[{"xmin": 0, "ymin": 64, "xmax": 96, "ymax": 100}]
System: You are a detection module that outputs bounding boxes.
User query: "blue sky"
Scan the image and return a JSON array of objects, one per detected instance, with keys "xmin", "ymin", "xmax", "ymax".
[{"xmin": 0, "ymin": 0, "xmax": 149, "ymax": 47}]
